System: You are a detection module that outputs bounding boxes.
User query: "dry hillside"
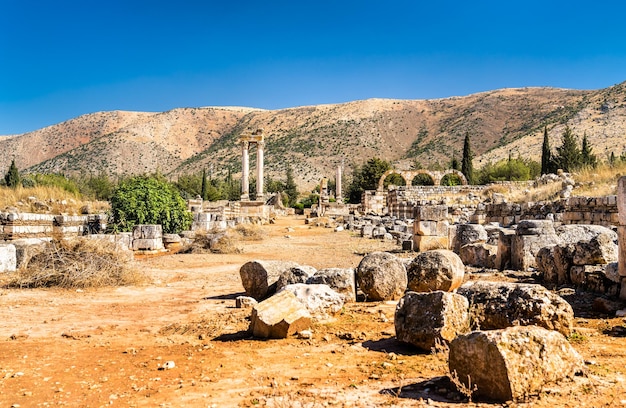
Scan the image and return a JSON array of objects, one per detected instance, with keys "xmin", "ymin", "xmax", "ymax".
[{"xmin": 1, "ymin": 82, "xmax": 625, "ymax": 191}]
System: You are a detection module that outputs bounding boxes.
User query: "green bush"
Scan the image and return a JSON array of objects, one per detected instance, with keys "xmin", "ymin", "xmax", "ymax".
[
  {"xmin": 477, "ymin": 158, "xmax": 540, "ymax": 184},
  {"xmin": 110, "ymin": 175, "xmax": 192, "ymax": 234}
]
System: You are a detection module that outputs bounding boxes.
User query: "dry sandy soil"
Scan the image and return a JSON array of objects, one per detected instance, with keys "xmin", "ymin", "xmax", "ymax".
[{"xmin": 1, "ymin": 216, "xmax": 626, "ymax": 407}]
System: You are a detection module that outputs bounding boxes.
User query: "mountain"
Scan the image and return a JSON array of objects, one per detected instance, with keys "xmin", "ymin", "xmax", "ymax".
[{"xmin": 2, "ymin": 82, "xmax": 625, "ymax": 191}]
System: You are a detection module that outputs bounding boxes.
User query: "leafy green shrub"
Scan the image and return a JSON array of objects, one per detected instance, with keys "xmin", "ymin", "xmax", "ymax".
[
  {"xmin": 110, "ymin": 175, "xmax": 192, "ymax": 234},
  {"xmin": 477, "ymin": 158, "xmax": 540, "ymax": 184}
]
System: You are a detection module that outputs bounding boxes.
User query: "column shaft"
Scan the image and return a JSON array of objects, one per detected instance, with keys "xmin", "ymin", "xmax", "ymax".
[
  {"xmin": 241, "ymin": 141, "xmax": 249, "ymax": 199},
  {"xmin": 256, "ymin": 141, "xmax": 264, "ymax": 199}
]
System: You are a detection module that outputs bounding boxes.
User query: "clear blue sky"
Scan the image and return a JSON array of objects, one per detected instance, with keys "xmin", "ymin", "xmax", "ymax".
[{"xmin": 1, "ymin": 0, "xmax": 625, "ymax": 135}]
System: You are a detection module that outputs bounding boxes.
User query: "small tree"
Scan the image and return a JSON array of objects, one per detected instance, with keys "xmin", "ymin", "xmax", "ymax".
[
  {"xmin": 284, "ymin": 166, "xmax": 298, "ymax": 207},
  {"xmin": 553, "ymin": 125, "xmax": 582, "ymax": 172},
  {"xmin": 110, "ymin": 175, "xmax": 192, "ymax": 234},
  {"xmin": 461, "ymin": 132, "xmax": 474, "ymax": 184},
  {"xmin": 4, "ymin": 159, "xmax": 20, "ymax": 188},
  {"xmin": 346, "ymin": 158, "xmax": 393, "ymax": 203},
  {"xmin": 580, "ymin": 133, "xmax": 597, "ymax": 168},
  {"xmin": 200, "ymin": 168, "xmax": 207, "ymax": 200},
  {"xmin": 450, "ymin": 155, "xmax": 461, "ymax": 171},
  {"xmin": 541, "ymin": 126, "xmax": 553, "ymax": 175}
]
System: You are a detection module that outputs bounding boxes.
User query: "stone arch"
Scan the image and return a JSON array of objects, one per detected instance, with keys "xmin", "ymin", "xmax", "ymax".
[
  {"xmin": 377, "ymin": 169, "xmax": 408, "ymax": 191},
  {"xmin": 409, "ymin": 170, "xmax": 436, "ymax": 186},
  {"xmin": 377, "ymin": 168, "xmax": 467, "ymax": 189},
  {"xmin": 440, "ymin": 169, "xmax": 468, "ymax": 185}
]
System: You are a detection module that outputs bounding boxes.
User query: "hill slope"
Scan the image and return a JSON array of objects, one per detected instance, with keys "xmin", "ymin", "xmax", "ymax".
[{"xmin": 1, "ymin": 82, "xmax": 625, "ymax": 191}]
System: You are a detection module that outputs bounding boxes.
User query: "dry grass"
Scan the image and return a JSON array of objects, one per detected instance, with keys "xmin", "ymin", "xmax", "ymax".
[
  {"xmin": 0, "ymin": 185, "xmax": 109, "ymax": 214},
  {"xmin": 4, "ymin": 238, "xmax": 141, "ymax": 289},
  {"xmin": 572, "ymin": 161, "xmax": 626, "ymax": 197}
]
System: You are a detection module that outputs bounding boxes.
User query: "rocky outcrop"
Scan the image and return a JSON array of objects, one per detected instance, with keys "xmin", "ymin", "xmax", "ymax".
[
  {"xmin": 449, "ymin": 326, "xmax": 585, "ymax": 402},
  {"xmin": 356, "ymin": 252, "xmax": 407, "ymax": 301},
  {"xmin": 395, "ymin": 291, "xmax": 470, "ymax": 351}
]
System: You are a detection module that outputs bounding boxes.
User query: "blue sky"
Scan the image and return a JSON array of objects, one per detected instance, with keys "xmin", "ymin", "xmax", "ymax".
[{"xmin": 1, "ymin": 0, "xmax": 625, "ymax": 135}]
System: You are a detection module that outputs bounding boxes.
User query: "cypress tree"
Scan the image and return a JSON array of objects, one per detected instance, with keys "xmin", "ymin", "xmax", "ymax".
[
  {"xmin": 540, "ymin": 126, "xmax": 552, "ymax": 175},
  {"xmin": 285, "ymin": 166, "xmax": 298, "ymax": 207},
  {"xmin": 461, "ymin": 132, "xmax": 474, "ymax": 184},
  {"xmin": 580, "ymin": 133, "xmax": 597, "ymax": 168},
  {"xmin": 554, "ymin": 125, "xmax": 582, "ymax": 172},
  {"xmin": 200, "ymin": 168, "xmax": 207, "ymax": 200},
  {"xmin": 4, "ymin": 159, "xmax": 20, "ymax": 188},
  {"xmin": 609, "ymin": 151, "xmax": 616, "ymax": 167},
  {"xmin": 450, "ymin": 155, "xmax": 460, "ymax": 171}
]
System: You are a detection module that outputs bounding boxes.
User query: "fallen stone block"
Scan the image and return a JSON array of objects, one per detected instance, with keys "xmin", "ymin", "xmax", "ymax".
[
  {"xmin": 132, "ymin": 238, "xmax": 164, "ymax": 251},
  {"xmin": 511, "ymin": 232, "xmax": 562, "ymax": 271},
  {"xmin": 453, "ymin": 224, "xmax": 488, "ymax": 254},
  {"xmin": 249, "ymin": 290, "xmax": 311, "ymax": 339},
  {"xmin": 279, "ymin": 283, "xmax": 343, "ymax": 319},
  {"xmin": 459, "ymin": 242, "xmax": 497, "ymax": 269},
  {"xmin": 307, "ymin": 268, "xmax": 356, "ymax": 302},
  {"xmin": 275, "ymin": 266, "xmax": 317, "ymax": 292},
  {"xmin": 132, "ymin": 224, "xmax": 162, "ymax": 239},
  {"xmin": 356, "ymin": 252, "xmax": 407, "ymax": 301},
  {"xmin": 413, "ymin": 235, "xmax": 449, "ymax": 252},
  {"xmin": 235, "ymin": 296, "xmax": 258, "ymax": 309},
  {"xmin": 572, "ymin": 233, "xmax": 618, "ymax": 266},
  {"xmin": 11, "ymin": 238, "xmax": 49, "ymax": 269},
  {"xmin": 406, "ymin": 250, "xmax": 464, "ymax": 293},
  {"xmin": 449, "ymin": 326, "xmax": 585, "ymax": 402},
  {"xmin": 395, "ymin": 291, "xmax": 470, "ymax": 351},
  {"xmin": 0, "ymin": 244, "xmax": 17, "ymax": 273},
  {"xmin": 457, "ymin": 281, "xmax": 573, "ymax": 336},
  {"xmin": 239, "ymin": 260, "xmax": 300, "ymax": 300}
]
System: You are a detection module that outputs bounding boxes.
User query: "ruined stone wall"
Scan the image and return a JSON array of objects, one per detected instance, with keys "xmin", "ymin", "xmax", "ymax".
[
  {"xmin": 388, "ymin": 185, "xmax": 487, "ymax": 203},
  {"xmin": 0, "ymin": 212, "xmax": 107, "ymax": 241},
  {"xmin": 484, "ymin": 196, "xmax": 619, "ymax": 227}
]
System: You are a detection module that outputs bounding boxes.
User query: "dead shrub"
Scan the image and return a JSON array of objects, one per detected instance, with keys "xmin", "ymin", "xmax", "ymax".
[
  {"xmin": 183, "ymin": 229, "xmax": 242, "ymax": 254},
  {"xmin": 5, "ymin": 238, "xmax": 142, "ymax": 289},
  {"xmin": 234, "ymin": 223, "xmax": 267, "ymax": 241},
  {"xmin": 184, "ymin": 224, "xmax": 266, "ymax": 254}
]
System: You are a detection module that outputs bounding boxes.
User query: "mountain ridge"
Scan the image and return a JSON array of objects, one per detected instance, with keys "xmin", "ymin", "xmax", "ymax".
[{"xmin": 2, "ymin": 82, "xmax": 625, "ymax": 191}]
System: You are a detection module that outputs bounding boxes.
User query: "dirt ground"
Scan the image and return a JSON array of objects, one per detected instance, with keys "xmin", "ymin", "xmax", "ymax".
[{"xmin": 1, "ymin": 216, "xmax": 626, "ymax": 407}]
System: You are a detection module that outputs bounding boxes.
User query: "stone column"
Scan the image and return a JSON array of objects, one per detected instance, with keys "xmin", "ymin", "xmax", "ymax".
[
  {"xmin": 336, "ymin": 165, "xmax": 343, "ymax": 202},
  {"xmin": 256, "ymin": 141, "xmax": 264, "ymax": 200},
  {"xmin": 241, "ymin": 141, "xmax": 250, "ymax": 200},
  {"xmin": 618, "ymin": 176, "xmax": 626, "ymax": 299}
]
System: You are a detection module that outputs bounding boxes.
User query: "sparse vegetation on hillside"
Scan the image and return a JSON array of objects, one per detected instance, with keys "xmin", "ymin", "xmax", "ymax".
[{"xmin": 2, "ymin": 83, "xmax": 626, "ymax": 192}]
